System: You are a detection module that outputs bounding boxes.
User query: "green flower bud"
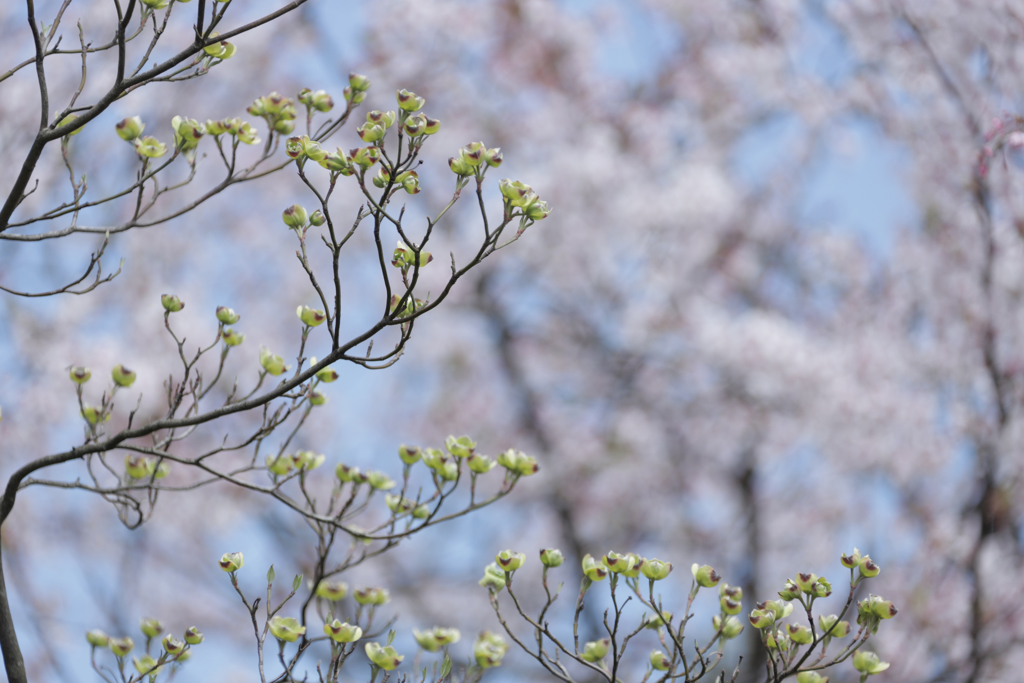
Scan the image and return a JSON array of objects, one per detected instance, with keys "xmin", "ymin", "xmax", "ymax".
[
  {"xmin": 424, "ymin": 117, "xmax": 441, "ymax": 135},
  {"xmin": 859, "ymin": 556, "xmax": 881, "ymax": 578},
  {"xmin": 237, "ymin": 121, "xmax": 260, "ymax": 145},
  {"xmin": 458, "ymin": 141, "xmax": 485, "ymax": 167},
  {"xmin": 398, "ymin": 444, "xmax": 422, "ymax": 465},
  {"xmin": 357, "ymin": 121, "xmax": 386, "ymax": 143},
  {"xmin": 720, "ymin": 597, "xmax": 743, "ymax": 615},
  {"xmin": 484, "ymin": 148, "xmax": 503, "ymax": 167},
  {"xmin": 396, "ymin": 89, "xmax": 425, "ymax": 112},
  {"xmin": 219, "ymin": 551, "xmax": 244, "ymax": 572},
  {"xmin": 840, "ymin": 548, "xmax": 862, "ymax": 569},
  {"xmin": 291, "ymin": 450, "xmax": 325, "ymax": 470},
  {"xmin": 582, "ymin": 553, "xmax": 609, "ymax": 582},
  {"xmin": 603, "ymin": 551, "xmax": 637, "ymax": 575},
  {"xmin": 296, "ymin": 305, "xmax": 327, "ymax": 327},
  {"xmin": 641, "ymin": 558, "xmax": 673, "ymax": 581},
  {"xmin": 796, "ymin": 672, "xmax": 829, "ymax": 683},
  {"xmin": 365, "ymin": 470, "xmax": 396, "ymax": 490},
  {"xmin": 448, "ymin": 155, "xmax": 473, "ymax": 176},
  {"xmin": 86, "ymin": 630, "xmax": 110, "ymax": 647},
  {"xmin": 183, "ymin": 627, "xmax": 204, "ymax": 645},
  {"xmin": 275, "ymin": 119, "xmax": 295, "ymax": 134},
  {"xmin": 299, "ymin": 89, "xmax": 334, "ymax": 112},
  {"xmin": 206, "ymin": 39, "xmax": 236, "ymax": 60},
  {"xmin": 285, "ymin": 136, "xmax": 305, "ymax": 159},
  {"xmin": 140, "ymin": 0, "xmax": 169, "ymax": 8},
  {"xmin": 116, "ymin": 116, "xmax": 145, "ymax": 141},
  {"xmin": 335, "ymin": 463, "xmax": 361, "ymax": 483},
  {"xmin": 691, "ymin": 563, "xmax": 721, "ymax": 588},
  {"xmin": 713, "ymin": 615, "xmax": 745, "ymax": 639},
  {"xmin": 402, "ymin": 171, "xmax": 421, "ymax": 194},
  {"xmin": 366, "ymin": 110, "xmax": 396, "ymax": 128},
  {"xmin": 353, "ymin": 587, "xmax": 390, "ymax": 606},
  {"xmin": 309, "ymin": 389, "xmax": 327, "ymax": 405},
  {"xmin": 386, "ymin": 494, "xmax": 417, "ymax": 516},
  {"xmin": 308, "ymin": 357, "xmax": 339, "ymax": 383},
  {"xmin": 794, "ymin": 572, "xmax": 817, "ymax": 593},
  {"xmin": 222, "ymin": 328, "xmax": 245, "ymax": 346},
  {"xmin": 761, "ymin": 599, "xmax": 794, "ymax": 620},
  {"xmin": 473, "ymin": 632, "xmax": 507, "ymax": 669},
  {"xmin": 392, "ymin": 241, "xmax": 433, "ymax": 269},
  {"xmin": 133, "ymin": 135, "xmax": 167, "ymax": 158},
  {"xmin": 403, "ymin": 114, "xmax": 426, "ymax": 137},
  {"xmin": 650, "ymin": 649, "xmax": 671, "ymax": 671},
  {"xmin": 56, "ymin": 113, "xmax": 83, "ymax": 136},
  {"xmin": 414, "ymin": 627, "xmax": 460, "ymax": 652},
  {"xmin": 111, "ymin": 364, "xmax": 137, "ymax": 387},
  {"xmin": 812, "ymin": 577, "xmax": 832, "ymax": 598},
  {"xmin": 539, "ymin": 548, "xmax": 564, "ymax": 568},
  {"xmin": 766, "ymin": 632, "xmax": 790, "ymax": 651},
  {"xmin": 852, "ymin": 651, "xmax": 890, "ymax": 675},
  {"xmin": 525, "ymin": 199, "xmax": 552, "ymax": 221},
  {"xmin": 645, "ymin": 611, "xmax": 672, "ymax": 630},
  {"xmin": 497, "ymin": 448, "xmax": 539, "ymax": 476},
  {"xmin": 315, "ymin": 579, "xmax": 348, "ymax": 601},
  {"xmin": 869, "ymin": 595, "xmax": 898, "ymax": 620},
  {"xmin": 206, "ymin": 119, "xmax": 228, "ymax": 136},
  {"xmin": 216, "ymin": 306, "xmax": 240, "ymax": 324},
  {"xmin": 320, "ymin": 148, "xmax": 354, "ymax": 173},
  {"xmin": 499, "ymin": 179, "xmax": 534, "ymax": 205},
  {"xmin": 125, "ymin": 455, "xmax": 151, "ymax": 479},
  {"xmin": 268, "ymin": 616, "xmax": 306, "ymax": 643},
  {"xmin": 69, "ymin": 366, "xmax": 91, "ymax": 384},
  {"xmin": 495, "ymin": 550, "xmax": 526, "ymax": 572},
  {"xmin": 162, "ymin": 634, "xmax": 185, "ymax": 654},
  {"xmin": 748, "ymin": 609, "xmax": 775, "ymax": 629},
  {"xmin": 282, "ymin": 204, "xmax": 308, "ymax": 229},
  {"xmin": 413, "ymin": 503, "xmax": 429, "ymax": 519},
  {"xmin": 133, "ymin": 655, "xmax": 160, "ymax": 676},
  {"xmin": 778, "ymin": 579, "xmax": 800, "ymax": 600},
  {"xmin": 308, "ymin": 210, "xmax": 326, "ymax": 227},
  {"xmin": 171, "ymin": 116, "xmax": 205, "ymax": 151},
  {"xmin": 581, "ymin": 638, "xmax": 610, "ymax": 662},
  {"xmin": 140, "ymin": 618, "xmax": 163, "ymax": 638},
  {"xmin": 259, "ymin": 346, "xmax": 288, "ymax": 376},
  {"xmin": 81, "ymin": 405, "xmax": 108, "ymax": 425},
  {"xmin": 719, "ymin": 583, "xmax": 743, "ymax": 600},
  {"xmin": 466, "ymin": 453, "xmax": 496, "ymax": 473},
  {"xmin": 366, "ymin": 642, "xmax": 403, "ymax": 670},
  {"xmin": 787, "ymin": 623, "xmax": 813, "ymax": 645},
  {"xmin": 343, "ymin": 86, "xmax": 366, "ymax": 105},
  {"xmin": 348, "ymin": 72, "xmax": 371, "ymax": 92},
  {"xmin": 161, "ymin": 294, "xmax": 184, "ymax": 312},
  {"xmin": 324, "ymin": 619, "xmax": 361, "ymax": 643},
  {"xmin": 300, "ymin": 136, "xmax": 327, "ymax": 161},
  {"xmin": 818, "ymin": 614, "xmax": 850, "ymax": 638},
  {"xmin": 479, "ymin": 562, "xmax": 508, "ymax": 592},
  {"xmin": 445, "ymin": 435, "xmax": 476, "ymax": 457},
  {"xmin": 109, "ymin": 636, "xmax": 134, "ymax": 657}
]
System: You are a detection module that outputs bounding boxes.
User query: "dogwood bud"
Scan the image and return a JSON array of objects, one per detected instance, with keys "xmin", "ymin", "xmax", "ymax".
[
  {"xmin": 852, "ymin": 651, "xmax": 890, "ymax": 675},
  {"xmin": 219, "ymin": 551, "xmax": 244, "ymax": 572},
  {"xmin": 140, "ymin": 618, "xmax": 163, "ymax": 638},
  {"xmin": 424, "ymin": 116, "xmax": 441, "ymax": 135},
  {"xmin": 467, "ymin": 453, "xmax": 496, "ymax": 473},
  {"xmin": 641, "ymin": 558, "xmax": 673, "ymax": 581},
  {"xmin": 603, "ymin": 551, "xmax": 637, "ymax": 575},
  {"xmin": 448, "ymin": 155, "xmax": 473, "ymax": 176},
  {"xmin": 796, "ymin": 672, "xmax": 829, "ymax": 683},
  {"xmin": 484, "ymin": 148, "xmax": 503, "ymax": 167},
  {"xmin": 134, "ymin": 136, "xmax": 168, "ymax": 158},
  {"xmin": 109, "ymin": 637, "xmax": 134, "ymax": 657},
  {"xmin": 645, "ymin": 611, "xmax": 672, "ymax": 629},
  {"xmin": 268, "ymin": 616, "xmax": 305, "ymax": 643},
  {"xmin": 748, "ymin": 609, "xmax": 775, "ymax": 629},
  {"xmin": 398, "ymin": 444, "xmax": 422, "ymax": 465},
  {"xmin": 403, "ymin": 114, "xmax": 426, "ymax": 137},
  {"xmin": 445, "ymin": 435, "xmax": 476, "ymax": 457},
  {"xmin": 282, "ymin": 204, "xmax": 308, "ymax": 228},
  {"xmin": 840, "ymin": 548, "xmax": 862, "ymax": 569},
  {"xmin": 540, "ymin": 548, "xmax": 564, "ymax": 567},
  {"xmin": 171, "ymin": 116, "xmax": 205, "ymax": 151},
  {"xmin": 315, "ymin": 579, "xmax": 349, "ymax": 601},
  {"xmin": 818, "ymin": 614, "xmax": 850, "ymax": 638},
  {"xmin": 324, "ymin": 620, "xmax": 362, "ymax": 643},
  {"xmin": 396, "ymin": 89, "xmax": 425, "ymax": 112},
  {"xmin": 778, "ymin": 579, "xmax": 800, "ymax": 600},
  {"xmin": 116, "ymin": 116, "xmax": 145, "ymax": 141},
  {"xmin": 296, "ymin": 305, "xmax": 327, "ymax": 327},
  {"xmin": 713, "ymin": 615, "xmax": 745, "ymax": 639},
  {"xmin": 495, "ymin": 550, "xmax": 526, "ymax": 572},
  {"xmin": 161, "ymin": 294, "xmax": 184, "ymax": 312},
  {"xmin": 525, "ymin": 199, "xmax": 552, "ymax": 221},
  {"xmin": 86, "ymin": 630, "xmax": 110, "ymax": 647},
  {"xmin": 787, "ymin": 624, "xmax": 813, "ymax": 645},
  {"xmin": 473, "ymin": 632, "xmax": 507, "ymax": 669},
  {"xmin": 366, "ymin": 642, "xmax": 404, "ymax": 670},
  {"xmin": 336, "ymin": 463, "xmax": 362, "ymax": 483},
  {"xmin": 81, "ymin": 405, "xmax": 108, "ymax": 425},
  {"xmin": 414, "ymin": 627, "xmax": 460, "ymax": 652},
  {"xmin": 216, "ymin": 306, "xmax": 240, "ymax": 324},
  {"xmin": 69, "ymin": 366, "xmax": 91, "ymax": 384},
  {"xmin": 479, "ymin": 562, "xmax": 508, "ymax": 591},
  {"xmin": 133, "ymin": 655, "xmax": 160, "ymax": 676},
  {"xmin": 581, "ymin": 638, "xmax": 610, "ymax": 662},
  {"xmin": 343, "ymin": 86, "xmax": 366, "ymax": 105},
  {"xmin": 365, "ymin": 470, "xmax": 396, "ymax": 490},
  {"xmin": 721, "ymin": 597, "xmax": 743, "ymax": 615},
  {"xmin": 581, "ymin": 554, "xmax": 609, "ymax": 581},
  {"xmin": 349, "ymin": 73, "xmax": 371, "ymax": 92},
  {"xmin": 691, "ymin": 564, "xmax": 721, "ymax": 588},
  {"xmin": 260, "ymin": 346, "xmax": 287, "ymax": 375},
  {"xmin": 650, "ymin": 650, "xmax": 671, "ymax": 671},
  {"xmin": 222, "ymin": 328, "xmax": 245, "ymax": 346},
  {"xmin": 183, "ymin": 627, "xmax": 204, "ymax": 645},
  {"xmin": 354, "ymin": 587, "xmax": 390, "ymax": 605},
  {"xmin": 859, "ymin": 556, "xmax": 881, "ymax": 578},
  {"xmin": 111, "ymin": 364, "xmax": 137, "ymax": 387},
  {"xmin": 162, "ymin": 634, "xmax": 185, "ymax": 654}
]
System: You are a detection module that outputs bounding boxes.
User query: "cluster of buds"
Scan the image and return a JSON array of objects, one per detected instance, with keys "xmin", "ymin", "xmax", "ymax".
[
  {"xmin": 422, "ymin": 447, "xmax": 459, "ymax": 481},
  {"xmin": 779, "ymin": 572, "xmax": 832, "ymax": 600},
  {"xmin": 353, "ymin": 587, "xmax": 390, "ymax": 606},
  {"xmin": 358, "ymin": 109, "xmax": 396, "ymax": 144},
  {"xmin": 205, "ymin": 117, "xmax": 259, "ymax": 145},
  {"xmin": 389, "ymin": 292, "xmax": 426, "ymax": 318},
  {"xmin": 335, "ymin": 463, "xmax": 368, "ymax": 484},
  {"xmin": 298, "ymin": 88, "xmax": 334, "ymax": 113},
  {"xmin": 202, "ymin": 32, "xmax": 237, "ymax": 60},
  {"xmin": 344, "ymin": 72, "xmax": 371, "ymax": 106},
  {"xmin": 385, "ymin": 494, "xmax": 429, "ymax": 518},
  {"xmin": 857, "ymin": 594, "xmax": 898, "ymax": 634},
  {"xmin": 478, "ymin": 562, "xmax": 509, "ymax": 592},
  {"xmin": 499, "ymin": 178, "xmax": 552, "ymax": 223},
  {"xmin": 247, "ymin": 92, "xmax": 297, "ymax": 135},
  {"xmin": 171, "ymin": 116, "xmax": 205, "ymax": 154},
  {"xmin": 474, "ymin": 632, "xmax": 508, "ymax": 669},
  {"xmin": 391, "ymin": 241, "xmax": 432, "ymax": 271},
  {"xmin": 496, "ymin": 448, "xmax": 539, "ymax": 476},
  {"xmin": 285, "ymin": 135, "xmax": 327, "ymax": 163},
  {"xmin": 86, "ymin": 623, "xmax": 201, "ymax": 669},
  {"xmin": 413, "ymin": 627, "xmax": 460, "ymax": 652},
  {"xmin": 401, "ymin": 112, "xmax": 441, "ymax": 139},
  {"xmin": 581, "ymin": 638, "xmax": 610, "ymax": 663},
  {"xmin": 317, "ymin": 147, "xmax": 355, "ymax": 175},
  {"xmin": 124, "ymin": 455, "xmax": 170, "ymax": 480},
  {"xmin": 841, "ymin": 548, "xmax": 881, "ymax": 581},
  {"xmin": 365, "ymin": 642, "xmax": 403, "ymax": 671},
  {"xmin": 372, "ymin": 167, "xmax": 420, "ymax": 194},
  {"xmin": 575, "ymin": 552, "xmax": 679, "ymax": 583},
  {"xmin": 448, "ymin": 141, "xmax": 502, "ymax": 177}
]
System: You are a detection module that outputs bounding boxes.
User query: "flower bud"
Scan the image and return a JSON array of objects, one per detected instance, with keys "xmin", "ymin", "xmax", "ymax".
[
  {"xmin": 818, "ymin": 614, "xmax": 850, "ymax": 638},
  {"xmin": 497, "ymin": 448, "xmax": 539, "ymax": 476},
  {"xmin": 473, "ymin": 632, "xmax": 507, "ymax": 669},
  {"xmin": 840, "ymin": 548, "xmax": 862, "ymax": 569},
  {"xmin": 398, "ymin": 444, "xmax": 421, "ymax": 465},
  {"xmin": 484, "ymin": 148, "xmax": 503, "ymax": 167},
  {"xmin": 466, "ymin": 453, "xmax": 496, "ymax": 473},
  {"xmin": 140, "ymin": 618, "xmax": 163, "ymax": 638},
  {"xmin": 320, "ymin": 149, "xmax": 353, "ymax": 174},
  {"xmin": 315, "ymin": 579, "xmax": 348, "ymax": 601},
  {"xmin": 111, "ymin": 364, "xmax": 137, "ymax": 387},
  {"xmin": 306, "ymin": 210, "xmax": 326, "ymax": 228},
  {"xmin": 778, "ymin": 579, "xmax": 800, "ymax": 600},
  {"xmin": 171, "ymin": 116, "xmax": 205, "ymax": 151},
  {"xmin": 787, "ymin": 623, "xmax": 813, "ymax": 645},
  {"xmin": 81, "ymin": 405, "xmax": 108, "ymax": 425},
  {"xmin": 720, "ymin": 597, "xmax": 743, "ymax": 615},
  {"xmin": 424, "ymin": 117, "xmax": 441, "ymax": 135},
  {"xmin": 403, "ymin": 114, "xmax": 426, "ymax": 137},
  {"xmin": 324, "ymin": 619, "xmax": 362, "ymax": 643},
  {"xmin": 645, "ymin": 611, "xmax": 672, "ymax": 630},
  {"xmin": 285, "ymin": 136, "xmax": 305, "ymax": 159},
  {"xmin": 219, "ymin": 551, "xmax": 244, "ymax": 572},
  {"xmin": 365, "ymin": 470, "xmax": 396, "ymax": 490},
  {"xmin": 282, "ymin": 204, "xmax": 308, "ymax": 229},
  {"xmin": 413, "ymin": 503, "xmax": 429, "ymax": 519},
  {"xmin": 116, "ymin": 116, "xmax": 145, "ymax": 141},
  {"xmin": 349, "ymin": 72, "xmax": 371, "ymax": 92},
  {"xmin": 296, "ymin": 305, "xmax": 327, "ymax": 327},
  {"xmin": 479, "ymin": 562, "xmax": 508, "ymax": 591},
  {"xmin": 748, "ymin": 609, "xmax": 775, "ymax": 629},
  {"xmin": 870, "ymin": 596, "xmax": 898, "ymax": 620},
  {"xmin": 260, "ymin": 346, "xmax": 287, "ymax": 376},
  {"xmin": 499, "ymin": 179, "xmax": 533, "ymax": 204},
  {"xmin": 540, "ymin": 548, "xmax": 564, "ymax": 568},
  {"xmin": 133, "ymin": 655, "xmax": 160, "ymax": 676},
  {"xmin": 641, "ymin": 558, "xmax": 673, "ymax": 581},
  {"xmin": 69, "ymin": 366, "xmax": 91, "ymax": 384},
  {"xmin": 603, "ymin": 551, "xmax": 637, "ymax": 575},
  {"xmin": 402, "ymin": 172, "xmax": 421, "ymax": 194},
  {"xmin": 216, "ymin": 306, "xmax": 240, "ymax": 324},
  {"xmin": 812, "ymin": 577, "xmax": 832, "ymax": 598},
  {"xmin": 414, "ymin": 627, "xmax": 460, "ymax": 652},
  {"xmin": 222, "ymin": 328, "xmax": 245, "ymax": 346},
  {"xmin": 353, "ymin": 587, "xmax": 390, "ymax": 605},
  {"xmin": 292, "ymin": 451, "xmax": 325, "ymax": 470},
  {"xmin": 581, "ymin": 554, "xmax": 609, "ymax": 582},
  {"xmin": 109, "ymin": 636, "xmax": 134, "ymax": 657},
  {"xmin": 796, "ymin": 672, "xmax": 829, "ymax": 683},
  {"xmin": 357, "ymin": 122, "xmax": 386, "ymax": 143},
  {"xmin": 134, "ymin": 136, "xmax": 168, "ymax": 158},
  {"xmin": 162, "ymin": 634, "xmax": 185, "ymax": 654},
  {"xmin": 795, "ymin": 572, "xmax": 817, "ymax": 593},
  {"xmin": 713, "ymin": 615, "xmax": 745, "ymax": 639},
  {"xmin": 525, "ymin": 199, "xmax": 552, "ymax": 221},
  {"xmin": 206, "ymin": 119, "xmax": 228, "ymax": 136},
  {"xmin": 859, "ymin": 556, "xmax": 881, "ymax": 578},
  {"xmin": 761, "ymin": 599, "xmax": 794, "ymax": 620},
  {"xmin": 691, "ymin": 564, "xmax": 721, "ymax": 588},
  {"xmin": 183, "ymin": 627, "xmax": 204, "ymax": 645},
  {"xmin": 766, "ymin": 632, "xmax": 789, "ymax": 651},
  {"xmin": 161, "ymin": 294, "xmax": 184, "ymax": 312},
  {"xmin": 351, "ymin": 145, "xmax": 380, "ymax": 169},
  {"xmin": 336, "ymin": 463, "xmax": 362, "ymax": 483},
  {"xmin": 449, "ymin": 155, "xmax": 473, "ymax": 176},
  {"xmin": 445, "ymin": 435, "xmax": 476, "ymax": 457},
  {"xmin": 366, "ymin": 642, "xmax": 403, "ymax": 670},
  {"xmin": 396, "ymin": 89, "xmax": 425, "ymax": 112},
  {"xmin": 268, "ymin": 616, "xmax": 306, "ymax": 643},
  {"xmin": 386, "ymin": 494, "xmax": 417, "ymax": 516},
  {"xmin": 86, "ymin": 630, "xmax": 110, "ymax": 647},
  {"xmin": 125, "ymin": 455, "xmax": 151, "ymax": 479},
  {"xmin": 581, "ymin": 638, "xmax": 610, "ymax": 662},
  {"xmin": 650, "ymin": 650, "xmax": 671, "ymax": 671},
  {"xmin": 299, "ymin": 89, "xmax": 334, "ymax": 112},
  {"xmin": 852, "ymin": 651, "xmax": 890, "ymax": 675},
  {"xmin": 343, "ymin": 86, "xmax": 366, "ymax": 105},
  {"xmin": 495, "ymin": 550, "xmax": 526, "ymax": 572},
  {"xmin": 57, "ymin": 113, "xmax": 83, "ymax": 136},
  {"xmin": 367, "ymin": 110, "xmax": 396, "ymax": 128},
  {"xmin": 237, "ymin": 121, "xmax": 260, "ymax": 145}
]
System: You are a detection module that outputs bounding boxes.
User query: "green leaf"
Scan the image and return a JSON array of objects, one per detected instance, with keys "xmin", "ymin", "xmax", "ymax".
[
  {"xmin": 292, "ymin": 574, "xmax": 303, "ymax": 592},
  {"xmin": 267, "ymin": 565, "xmax": 275, "ymax": 584},
  {"xmin": 439, "ymin": 654, "xmax": 452, "ymax": 680},
  {"xmin": 386, "ymin": 628, "xmax": 396, "ymax": 646}
]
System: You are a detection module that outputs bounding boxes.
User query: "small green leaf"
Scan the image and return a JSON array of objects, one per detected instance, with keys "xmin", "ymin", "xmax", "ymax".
[
  {"xmin": 386, "ymin": 628, "xmax": 396, "ymax": 646},
  {"xmin": 439, "ymin": 654, "xmax": 452, "ymax": 679},
  {"xmin": 292, "ymin": 574, "xmax": 302, "ymax": 592},
  {"xmin": 267, "ymin": 565, "xmax": 275, "ymax": 584}
]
